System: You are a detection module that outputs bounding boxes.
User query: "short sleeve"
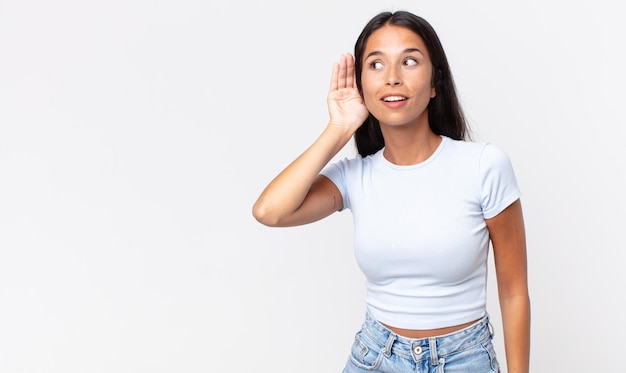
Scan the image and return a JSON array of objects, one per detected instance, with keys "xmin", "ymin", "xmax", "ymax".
[
  {"xmin": 479, "ymin": 144, "xmax": 521, "ymax": 219},
  {"xmin": 320, "ymin": 158, "xmax": 350, "ymax": 210}
]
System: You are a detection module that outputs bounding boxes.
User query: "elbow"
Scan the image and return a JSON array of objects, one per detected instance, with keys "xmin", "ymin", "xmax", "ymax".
[{"xmin": 252, "ymin": 200, "xmax": 282, "ymax": 227}]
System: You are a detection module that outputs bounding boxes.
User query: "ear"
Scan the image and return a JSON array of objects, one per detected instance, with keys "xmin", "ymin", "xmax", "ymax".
[{"xmin": 430, "ymin": 67, "xmax": 442, "ymax": 98}]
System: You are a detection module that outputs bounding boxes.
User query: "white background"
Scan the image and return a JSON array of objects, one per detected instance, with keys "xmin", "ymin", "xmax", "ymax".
[{"xmin": 1, "ymin": 0, "xmax": 624, "ymax": 372}]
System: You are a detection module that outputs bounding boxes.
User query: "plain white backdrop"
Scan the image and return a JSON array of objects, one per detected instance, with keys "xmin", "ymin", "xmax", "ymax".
[{"xmin": 1, "ymin": 0, "xmax": 624, "ymax": 372}]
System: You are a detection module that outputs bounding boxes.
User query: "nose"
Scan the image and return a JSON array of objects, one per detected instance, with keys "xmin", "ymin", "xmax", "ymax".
[{"xmin": 386, "ymin": 68, "xmax": 402, "ymax": 86}]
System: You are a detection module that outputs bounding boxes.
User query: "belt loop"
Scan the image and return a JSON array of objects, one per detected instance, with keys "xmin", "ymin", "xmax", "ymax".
[
  {"xmin": 429, "ymin": 337, "xmax": 439, "ymax": 366},
  {"xmin": 382, "ymin": 332, "xmax": 396, "ymax": 358},
  {"xmin": 486, "ymin": 313, "xmax": 495, "ymax": 337}
]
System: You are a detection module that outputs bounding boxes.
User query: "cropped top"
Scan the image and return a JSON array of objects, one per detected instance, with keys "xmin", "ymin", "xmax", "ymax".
[{"xmin": 320, "ymin": 136, "xmax": 520, "ymax": 329}]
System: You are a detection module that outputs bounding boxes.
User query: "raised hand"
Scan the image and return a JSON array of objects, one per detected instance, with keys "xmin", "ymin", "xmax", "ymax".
[
  {"xmin": 253, "ymin": 55, "xmax": 367, "ymax": 227},
  {"xmin": 327, "ymin": 54, "xmax": 369, "ymax": 133}
]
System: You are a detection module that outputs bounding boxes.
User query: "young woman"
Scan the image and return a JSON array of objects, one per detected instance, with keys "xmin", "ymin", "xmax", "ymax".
[{"xmin": 253, "ymin": 10, "xmax": 530, "ymax": 373}]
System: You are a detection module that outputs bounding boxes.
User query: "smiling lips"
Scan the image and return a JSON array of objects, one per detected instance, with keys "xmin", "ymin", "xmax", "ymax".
[
  {"xmin": 381, "ymin": 95, "xmax": 408, "ymax": 108},
  {"xmin": 383, "ymin": 95, "xmax": 407, "ymax": 102}
]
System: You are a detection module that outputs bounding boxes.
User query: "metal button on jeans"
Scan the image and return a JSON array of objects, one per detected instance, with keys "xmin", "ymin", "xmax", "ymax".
[{"xmin": 413, "ymin": 345, "xmax": 423, "ymax": 354}]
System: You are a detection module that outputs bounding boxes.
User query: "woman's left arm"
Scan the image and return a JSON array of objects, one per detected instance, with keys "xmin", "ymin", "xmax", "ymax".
[{"xmin": 486, "ymin": 199, "xmax": 531, "ymax": 373}]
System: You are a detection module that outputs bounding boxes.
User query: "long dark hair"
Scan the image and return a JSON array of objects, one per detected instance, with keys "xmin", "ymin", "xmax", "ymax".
[{"xmin": 354, "ymin": 11, "xmax": 469, "ymax": 156}]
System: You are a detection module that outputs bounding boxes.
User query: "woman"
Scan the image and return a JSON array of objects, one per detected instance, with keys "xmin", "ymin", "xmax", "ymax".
[{"xmin": 253, "ymin": 10, "xmax": 530, "ymax": 373}]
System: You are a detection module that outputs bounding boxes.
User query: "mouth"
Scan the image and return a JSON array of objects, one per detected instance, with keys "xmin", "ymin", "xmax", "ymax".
[{"xmin": 382, "ymin": 95, "xmax": 407, "ymax": 102}]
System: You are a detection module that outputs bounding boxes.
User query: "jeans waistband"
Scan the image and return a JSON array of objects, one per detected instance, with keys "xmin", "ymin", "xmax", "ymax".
[{"xmin": 361, "ymin": 311, "xmax": 493, "ymax": 363}]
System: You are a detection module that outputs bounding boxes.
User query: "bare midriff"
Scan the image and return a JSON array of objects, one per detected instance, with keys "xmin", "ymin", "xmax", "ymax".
[{"xmin": 382, "ymin": 318, "xmax": 480, "ymax": 339}]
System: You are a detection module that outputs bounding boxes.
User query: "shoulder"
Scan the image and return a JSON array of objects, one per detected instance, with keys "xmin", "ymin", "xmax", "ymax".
[
  {"xmin": 323, "ymin": 150, "xmax": 381, "ymax": 173},
  {"xmin": 478, "ymin": 142, "xmax": 515, "ymax": 172},
  {"xmin": 437, "ymin": 137, "xmax": 488, "ymax": 170},
  {"xmin": 440, "ymin": 136, "xmax": 485, "ymax": 156},
  {"xmin": 441, "ymin": 137, "xmax": 511, "ymax": 165}
]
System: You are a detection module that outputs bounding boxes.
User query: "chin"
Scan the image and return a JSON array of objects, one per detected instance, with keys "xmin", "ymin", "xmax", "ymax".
[{"xmin": 378, "ymin": 116, "xmax": 422, "ymax": 127}]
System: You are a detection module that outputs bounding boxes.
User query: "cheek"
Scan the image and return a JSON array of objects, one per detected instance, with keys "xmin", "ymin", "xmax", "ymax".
[
  {"xmin": 411, "ymin": 74, "xmax": 436, "ymax": 100},
  {"xmin": 360, "ymin": 80, "xmax": 377, "ymax": 107},
  {"xmin": 362, "ymin": 91, "xmax": 376, "ymax": 107}
]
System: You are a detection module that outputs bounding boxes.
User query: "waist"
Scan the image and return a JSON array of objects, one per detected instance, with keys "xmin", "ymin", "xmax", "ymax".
[
  {"xmin": 358, "ymin": 311, "xmax": 494, "ymax": 361},
  {"xmin": 382, "ymin": 318, "xmax": 481, "ymax": 339}
]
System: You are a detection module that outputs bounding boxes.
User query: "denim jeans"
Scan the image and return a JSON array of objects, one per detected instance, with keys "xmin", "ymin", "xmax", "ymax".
[{"xmin": 343, "ymin": 311, "xmax": 500, "ymax": 373}]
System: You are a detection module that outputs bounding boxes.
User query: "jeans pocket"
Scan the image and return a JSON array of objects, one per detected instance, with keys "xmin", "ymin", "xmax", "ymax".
[
  {"xmin": 349, "ymin": 331, "xmax": 384, "ymax": 370},
  {"xmin": 480, "ymin": 340, "xmax": 501, "ymax": 373}
]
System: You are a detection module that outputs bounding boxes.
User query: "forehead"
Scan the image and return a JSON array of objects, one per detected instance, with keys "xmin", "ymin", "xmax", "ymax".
[{"xmin": 364, "ymin": 24, "xmax": 429, "ymax": 57}]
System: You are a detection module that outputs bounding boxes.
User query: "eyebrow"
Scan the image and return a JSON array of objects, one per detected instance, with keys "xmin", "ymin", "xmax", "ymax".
[{"xmin": 365, "ymin": 48, "xmax": 424, "ymax": 60}]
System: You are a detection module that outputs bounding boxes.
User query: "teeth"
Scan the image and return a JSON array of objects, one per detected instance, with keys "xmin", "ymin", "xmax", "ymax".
[{"xmin": 383, "ymin": 96, "xmax": 406, "ymax": 102}]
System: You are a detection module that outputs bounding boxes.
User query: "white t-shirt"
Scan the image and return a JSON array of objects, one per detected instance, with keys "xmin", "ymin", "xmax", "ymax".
[{"xmin": 320, "ymin": 136, "xmax": 521, "ymax": 329}]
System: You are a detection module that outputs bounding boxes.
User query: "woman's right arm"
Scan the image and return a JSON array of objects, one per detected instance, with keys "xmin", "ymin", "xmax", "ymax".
[{"xmin": 252, "ymin": 54, "xmax": 368, "ymax": 227}]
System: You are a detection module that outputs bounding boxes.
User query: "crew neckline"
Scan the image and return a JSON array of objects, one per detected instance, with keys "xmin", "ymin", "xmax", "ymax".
[{"xmin": 378, "ymin": 135, "xmax": 448, "ymax": 170}]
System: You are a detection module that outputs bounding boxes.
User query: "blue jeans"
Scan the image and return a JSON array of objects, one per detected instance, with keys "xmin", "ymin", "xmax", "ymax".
[{"xmin": 343, "ymin": 311, "xmax": 500, "ymax": 373}]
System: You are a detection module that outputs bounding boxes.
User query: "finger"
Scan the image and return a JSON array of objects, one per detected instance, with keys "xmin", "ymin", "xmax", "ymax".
[
  {"xmin": 330, "ymin": 62, "xmax": 339, "ymax": 92},
  {"xmin": 345, "ymin": 53, "xmax": 356, "ymax": 88},
  {"xmin": 337, "ymin": 54, "xmax": 347, "ymax": 89}
]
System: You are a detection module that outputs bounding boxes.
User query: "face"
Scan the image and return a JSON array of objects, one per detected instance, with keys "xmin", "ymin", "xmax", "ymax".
[{"xmin": 360, "ymin": 25, "xmax": 436, "ymax": 127}]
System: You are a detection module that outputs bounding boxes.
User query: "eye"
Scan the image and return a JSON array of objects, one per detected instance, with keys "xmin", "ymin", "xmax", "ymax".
[
  {"xmin": 404, "ymin": 58, "xmax": 418, "ymax": 66},
  {"xmin": 369, "ymin": 61, "xmax": 384, "ymax": 70}
]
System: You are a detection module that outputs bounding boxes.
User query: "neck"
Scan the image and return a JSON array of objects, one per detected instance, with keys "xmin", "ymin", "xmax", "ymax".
[{"xmin": 380, "ymin": 123, "xmax": 441, "ymax": 166}]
